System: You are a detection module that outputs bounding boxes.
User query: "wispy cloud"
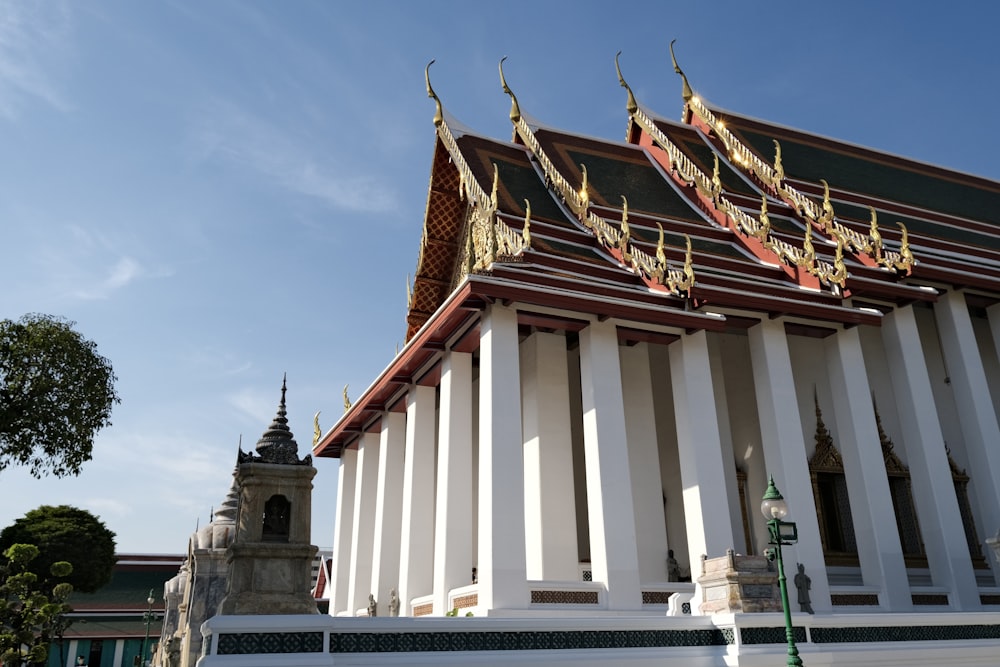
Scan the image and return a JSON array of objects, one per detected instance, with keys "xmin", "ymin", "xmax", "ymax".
[
  {"xmin": 70, "ymin": 256, "xmax": 145, "ymax": 300},
  {"xmin": 0, "ymin": 1, "xmax": 73, "ymax": 119},
  {"xmin": 191, "ymin": 99, "xmax": 397, "ymax": 213}
]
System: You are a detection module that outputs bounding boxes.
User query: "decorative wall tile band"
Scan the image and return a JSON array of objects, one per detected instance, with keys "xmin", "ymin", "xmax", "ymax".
[
  {"xmin": 911, "ymin": 594, "xmax": 949, "ymax": 606},
  {"xmin": 412, "ymin": 603, "xmax": 433, "ymax": 617},
  {"xmin": 641, "ymin": 591, "xmax": 673, "ymax": 604},
  {"xmin": 216, "ymin": 632, "xmax": 323, "ymax": 654},
  {"xmin": 530, "ymin": 590, "xmax": 599, "ymax": 604},
  {"xmin": 330, "ymin": 629, "xmax": 729, "ymax": 653},
  {"xmin": 453, "ymin": 594, "xmax": 478, "ymax": 609},
  {"xmin": 741, "ymin": 626, "xmax": 807, "ymax": 645},
  {"xmin": 831, "ymin": 594, "xmax": 879, "ymax": 606},
  {"xmin": 811, "ymin": 625, "xmax": 1000, "ymax": 644}
]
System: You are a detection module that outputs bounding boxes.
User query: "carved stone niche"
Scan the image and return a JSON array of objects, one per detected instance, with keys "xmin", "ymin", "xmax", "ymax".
[{"xmin": 698, "ymin": 549, "xmax": 781, "ymax": 614}]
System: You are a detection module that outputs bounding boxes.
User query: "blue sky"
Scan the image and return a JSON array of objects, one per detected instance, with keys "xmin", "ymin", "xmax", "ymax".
[{"xmin": 2, "ymin": 1, "xmax": 999, "ymax": 554}]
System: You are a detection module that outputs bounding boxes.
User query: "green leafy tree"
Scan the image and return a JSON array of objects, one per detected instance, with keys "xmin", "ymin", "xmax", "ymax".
[
  {"xmin": 0, "ymin": 506, "xmax": 117, "ymax": 594},
  {"xmin": 0, "ymin": 313, "xmax": 120, "ymax": 478},
  {"xmin": 0, "ymin": 543, "xmax": 73, "ymax": 666}
]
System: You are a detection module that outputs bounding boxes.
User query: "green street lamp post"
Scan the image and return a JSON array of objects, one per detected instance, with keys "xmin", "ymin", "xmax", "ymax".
[
  {"xmin": 761, "ymin": 476, "xmax": 804, "ymax": 667},
  {"xmin": 139, "ymin": 589, "xmax": 156, "ymax": 667}
]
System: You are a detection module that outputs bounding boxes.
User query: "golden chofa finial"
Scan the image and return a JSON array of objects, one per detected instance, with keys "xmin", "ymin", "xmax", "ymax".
[
  {"xmin": 798, "ymin": 221, "xmax": 816, "ymax": 269},
  {"xmin": 406, "ymin": 273, "xmax": 413, "ymax": 309},
  {"xmin": 655, "ymin": 222, "xmax": 667, "ymax": 268},
  {"xmin": 868, "ymin": 206, "xmax": 883, "ymax": 260},
  {"xmin": 669, "ymin": 39, "xmax": 694, "ymax": 103},
  {"xmin": 756, "ymin": 194, "xmax": 771, "ymax": 241},
  {"xmin": 490, "ymin": 162, "xmax": 500, "ymax": 210},
  {"xmin": 772, "ymin": 140, "xmax": 785, "ymax": 184},
  {"xmin": 498, "ymin": 56, "xmax": 521, "ymax": 123},
  {"xmin": 579, "ymin": 163, "xmax": 590, "ymax": 209},
  {"xmin": 425, "ymin": 60, "xmax": 443, "ymax": 127},
  {"xmin": 343, "ymin": 385, "xmax": 351, "ymax": 413},
  {"xmin": 522, "ymin": 199, "xmax": 532, "ymax": 249},
  {"xmin": 711, "ymin": 153, "xmax": 722, "ymax": 202},
  {"xmin": 312, "ymin": 411, "xmax": 321, "ymax": 447},
  {"xmin": 619, "ymin": 195, "xmax": 631, "ymax": 254},
  {"xmin": 615, "ymin": 51, "xmax": 638, "ymax": 115},
  {"xmin": 681, "ymin": 234, "xmax": 695, "ymax": 289},
  {"xmin": 896, "ymin": 221, "xmax": 914, "ymax": 270},
  {"xmin": 819, "ymin": 179, "xmax": 835, "ymax": 230}
]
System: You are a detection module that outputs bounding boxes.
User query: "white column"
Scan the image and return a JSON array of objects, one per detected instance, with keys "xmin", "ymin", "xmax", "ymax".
[
  {"xmin": 579, "ymin": 319, "xmax": 641, "ymax": 609},
  {"xmin": 669, "ymin": 330, "xmax": 737, "ymax": 595},
  {"xmin": 706, "ymin": 334, "xmax": 745, "ymax": 554},
  {"xmin": 329, "ymin": 447, "xmax": 357, "ymax": 616},
  {"xmin": 748, "ymin": 318, "xmax": 831, "ymax": 611},
  {"xmin": 370, "ymin": 411, "xmax": 406, "ymax": 615},
  {"xmin": 346, "ymin": 431, "xmax": 381, "ymax": 615},
  {"xmin": 478, "ymin": 304, "xmax": 529, "ymax": 610},
  {"xmin": 521, "ymin": 331, "xmax": 578, "ymax": 581},
  {"xmin": 940, "ymin": 291, "xmax": 1000, "ymax": 544},
  {"xmin": 883, "ymin": 306, "xmax": 980, "ymax": 608},
  {"xmin": 398, "ymin": 385, "xmax": 436, "ymax": 615},
  {"xmin": 620, "ymin": 342, "xmax": 669, "ymax": 584},
  {"xmin": 825, "ymin": 327, "xmax": 910, "ymax": 610},
  {"xmin": 433, "ymin": 351, "xmax": 474, "ymax": 615}
]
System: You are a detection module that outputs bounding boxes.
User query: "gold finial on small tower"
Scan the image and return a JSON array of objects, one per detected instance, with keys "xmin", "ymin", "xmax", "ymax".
[{"xmin": 425, "ymin": 60, "xmax": 443, "ymax": 127}]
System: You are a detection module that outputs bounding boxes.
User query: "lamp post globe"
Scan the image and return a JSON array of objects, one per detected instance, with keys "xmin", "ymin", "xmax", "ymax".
[{"xmin": 762, "ymin": 476, "xmax": 803, "ymax": 667}]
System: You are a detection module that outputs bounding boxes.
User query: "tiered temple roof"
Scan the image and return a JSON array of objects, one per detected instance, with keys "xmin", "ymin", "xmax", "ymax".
[{"xmin": 315, "ymin": 48, "xmax": 1000, "ymax": 459}]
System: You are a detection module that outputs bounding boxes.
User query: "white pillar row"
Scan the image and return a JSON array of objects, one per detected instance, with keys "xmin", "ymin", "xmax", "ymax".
[
  {"xmin": 329, "ymin": 446, "xmax": 357, "ymax": 616},
  {"xmin": 478, "ymin": 304, "xmax": 529, "ymax": 610},
  {"xmin": 346, "ymin": 430, "xmax": 382, "ymax": 615},
  {"xmin": 941, "ymin": 292, "xmax": 1000, "ymax": 546},
  {"xmin": 369, "ymin": 410, "xmax": 407, "ymax": 616},
  {"xmin": 883, "ymin": 306, "xmax": 981, "ymax": 608},
  {"xmin": 825, "ymin": 327, "xmax": 911, "ymax": 610},
  {"xmin": 669, "ymin": 329, "xmax": 738, "ymax": 600},
  {"xmin": 748, "ymin": 318, "xmax": 831, "ymax": 612},
  {"xmin": 521, "ymin": 331, "xmax": 578, "ymax": 581},
  {"xmin": 934, "ymin": 291, "xmax": 1000, "ymax": 548},
  {"xmin": 433, "ymin": 350, "xmax": 474, "ymax": 615},
  {"xmin": 578, "ymin": 319, "xmax": 642, "ymax": 609},
  {"xmin": 620, "ymin": 342, "xmax": 669, "ymax": 584},
  {"xmin": 398, "ymin": 384, "xmax": 437, "ymax": 616}
]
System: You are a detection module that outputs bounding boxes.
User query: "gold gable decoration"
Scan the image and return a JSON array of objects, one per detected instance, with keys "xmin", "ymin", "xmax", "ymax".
[
  {"xmin": 670, "ymin": 41, "xmax": 915, "ymax": 277},
  {"xmin": 424, "ymin": 61, "xmax": 527, "ymax": 290},
  {"xmin": 618, "ymin": 49, "xmax": 845, "ymax": 290}
]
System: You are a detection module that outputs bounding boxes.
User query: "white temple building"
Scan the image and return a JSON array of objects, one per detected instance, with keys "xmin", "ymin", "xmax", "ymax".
[{"xmin": 197, "ymin": 51, "xmax": 1000, "ymax": 666}]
